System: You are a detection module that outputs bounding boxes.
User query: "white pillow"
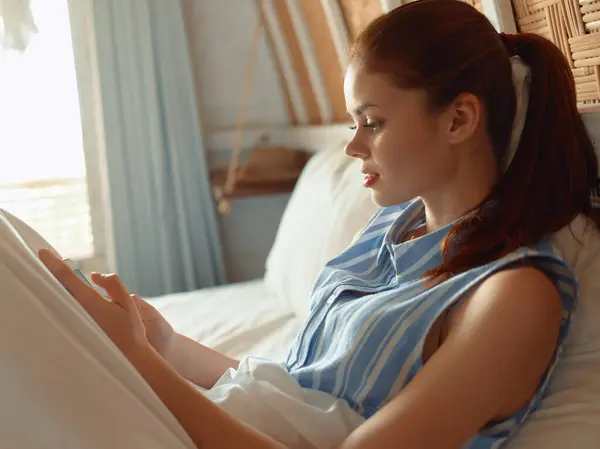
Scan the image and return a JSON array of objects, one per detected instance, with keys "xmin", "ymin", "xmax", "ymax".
[
  {"xmin": 505, "ymin": 215, "xmax": 600, "ymax": 448},
  {"xmin": 264, "ymin": 143, "xmax": 378, "ymax": 318}
]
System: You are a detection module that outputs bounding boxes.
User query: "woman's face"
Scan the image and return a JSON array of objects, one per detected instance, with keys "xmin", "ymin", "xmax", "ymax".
[{"xmin": 344, "ymin": 64, "xmax": 456, "ymax": 207}]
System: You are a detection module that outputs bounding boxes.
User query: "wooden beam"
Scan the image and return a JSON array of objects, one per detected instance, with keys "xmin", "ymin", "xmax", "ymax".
[
  {"xmin": 320, "ymin": 0, "xmax": 352, "ymax": 70},
  {"xmin": 380, "ymin": 0, "xmax": 403, "ymax": 12},
  {"xmin": 256, "ymin": 0, "xmax": 297, "ymax": 125},
  {"xmin": 338, "ymin": 0, "xmax": 384, "ymax": 41},
  {"xmin": 285, "ymin": 0, "xmax": 333, "ymax": 123},
  {"xmin": 300, "ymin": 0, "xmax": 348, "ymax": 122},
  {"xmin": 262, "ymin": 0, "xmax": 310, "ymax": 124},
  {"xmin": 481, "ymin": 0, "xmax": 518, "ymax": 33},
  {"xmin": 270, "ymin": 0, "xmax": 322, "ymax": 124}
]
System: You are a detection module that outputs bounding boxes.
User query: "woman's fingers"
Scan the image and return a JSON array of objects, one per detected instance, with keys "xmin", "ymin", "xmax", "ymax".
[
  {"xmin": 40, "ymin": 251, "xmax": 149, "ymax": 351},
  {"xmin": 92, "ymin": 273, "xmax": 133, "ymax": 312},
  {"xmin": 128, "ymin": 295, "xmax": 145, "ymax": 328},
  {"xmin": 98, "ymin": 275, "xmax": 146, "ymax": 338},
  {"xmin": 131, "ymin": 294, "xmax": 150, "ymax": 315},
  {"xmin": 39, "ymin": 249, "xmax": 97, "ymax": 309},
  {"xmin": 92, "ymin": 275, "xmax": 144, "ymax": 330},
  {"xmin": 131, "ymin": 294, "xmax": 144, "ymax": 306},
  {"xmin": 89, "ymin": 272, "xmax": 104, "ymax": 287}
]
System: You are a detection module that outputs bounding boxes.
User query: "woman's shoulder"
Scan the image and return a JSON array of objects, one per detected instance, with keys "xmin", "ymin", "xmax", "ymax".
[
  {"xmin": 464, "ymin": 237, "xmax": 577, "ymax": 304},
  {"xmin": 459, "ymin": 265, "xmax": 564, "ymax": 316},
  {"xmin": 442, "ymin": 265, "xmax": 565, "ymax": 421},
  {"xmin": 477, "ymin": 237, "xmax": 575, "ymax": 282},
  {"xmin": 445, "ymin": 238, "xmax": 578, "ymax": 343}
]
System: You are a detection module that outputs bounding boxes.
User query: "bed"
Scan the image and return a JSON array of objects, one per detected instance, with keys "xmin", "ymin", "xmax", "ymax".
[
  {"xmin": 149, "ymin": 122, "xmax": 600, "ymax": 448},
  {"xmin": 150, "ymin": 279, "xmax": 300, "ymax": 362}
]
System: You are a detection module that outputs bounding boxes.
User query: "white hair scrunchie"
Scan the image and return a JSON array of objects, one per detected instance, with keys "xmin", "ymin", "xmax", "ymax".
[{"xmin": 503, "ymin": 55, "xmax": 532, "ymax": 172}]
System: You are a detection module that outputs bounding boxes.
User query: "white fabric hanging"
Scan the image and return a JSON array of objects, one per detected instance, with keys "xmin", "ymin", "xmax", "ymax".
[{"xmin": 0, "ymin": 0, "xmax": 38, "ymax": 51}]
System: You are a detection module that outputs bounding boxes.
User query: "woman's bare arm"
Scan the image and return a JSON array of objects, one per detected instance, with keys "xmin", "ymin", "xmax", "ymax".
[
  {"xmin": 164, "ymin": 333, "xmax": 239, "ymax": 389},
  {"xmin": 133, "ymin": 346, "xmax": 286, "ymax": 449}
]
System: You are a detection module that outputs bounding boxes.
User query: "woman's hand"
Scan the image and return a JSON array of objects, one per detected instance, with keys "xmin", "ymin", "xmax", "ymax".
[
  {"xmin": 131, "ymin": 293, "xmax": 176, "ymax": 359},
  {"xmin": 38, "ymin": 249, "xmax": 151, "ymax": 361}
]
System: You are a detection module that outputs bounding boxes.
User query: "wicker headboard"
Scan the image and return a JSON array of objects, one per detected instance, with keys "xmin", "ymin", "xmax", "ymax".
[{"xmin": 512, "ymin": 0, "xmax": 600, "ymax": 105}]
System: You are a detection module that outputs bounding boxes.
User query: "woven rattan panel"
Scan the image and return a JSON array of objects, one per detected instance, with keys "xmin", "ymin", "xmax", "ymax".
[{"xmin": 512, "ymin": 0, "xmax": 600, "ymax": 104}]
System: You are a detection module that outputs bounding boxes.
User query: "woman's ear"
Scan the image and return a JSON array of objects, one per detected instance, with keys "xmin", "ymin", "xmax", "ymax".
[{"xmin": 443, "ymin": 93, "xmax": 482, "ymax": 145}]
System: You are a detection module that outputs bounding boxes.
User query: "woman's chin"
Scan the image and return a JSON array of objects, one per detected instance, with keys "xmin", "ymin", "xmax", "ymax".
[
  {"xmin": 370, "ymin": 191, "xmax": 394, "ymax": 207},
  {"xmin": 370, "ymin": 189, "xmax": 411, "ymax": 207}
]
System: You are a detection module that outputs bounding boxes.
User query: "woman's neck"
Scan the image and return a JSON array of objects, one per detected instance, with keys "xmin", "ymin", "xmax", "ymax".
[{"xmin": 420, "ymin": 145, "xmax": 499, "ymax": 233}]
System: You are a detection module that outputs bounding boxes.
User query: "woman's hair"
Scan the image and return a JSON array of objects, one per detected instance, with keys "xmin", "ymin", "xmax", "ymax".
[{"xmin": 350, "ymin": 0, "xmax": 598, "ymax": 280}]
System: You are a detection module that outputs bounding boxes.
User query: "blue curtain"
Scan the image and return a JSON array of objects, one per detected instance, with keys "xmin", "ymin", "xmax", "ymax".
[{"xmin": 91, "ymin": 0, "xmax": 226, "ymax": 296}]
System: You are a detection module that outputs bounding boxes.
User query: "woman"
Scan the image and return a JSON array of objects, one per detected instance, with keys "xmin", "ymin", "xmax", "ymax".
[{"xmin": 38, "ymin": 1, "xmax": 598, "ymax": 448}]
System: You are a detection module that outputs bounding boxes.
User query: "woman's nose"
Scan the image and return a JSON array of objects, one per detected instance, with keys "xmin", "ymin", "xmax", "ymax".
[{"xmin": 344, "ymin": 136, "xmax": 369, "ymax": 160}]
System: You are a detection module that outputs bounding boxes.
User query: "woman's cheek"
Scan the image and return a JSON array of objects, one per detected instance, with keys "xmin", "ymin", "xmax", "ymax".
[{"xmin": 371, "ymin": 132, "xmax": 392, "ymax": 160}]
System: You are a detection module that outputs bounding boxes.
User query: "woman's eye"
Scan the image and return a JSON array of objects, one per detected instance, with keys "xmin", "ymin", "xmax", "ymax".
[
  {"xmin": 365, "ymin": 121, "xmax": 381, "ymax": 130},
  {"xmin": 348, "ymin": 121, "xmax": 382, "ymax": 131}
]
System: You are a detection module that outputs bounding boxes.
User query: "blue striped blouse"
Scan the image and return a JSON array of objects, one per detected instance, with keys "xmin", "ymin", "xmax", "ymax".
[{"xmin": 285, "ymin": 198, "xmax": 577, "ymax": 448}]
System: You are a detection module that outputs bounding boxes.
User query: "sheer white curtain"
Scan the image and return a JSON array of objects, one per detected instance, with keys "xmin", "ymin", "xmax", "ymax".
[{"xmin": 90, "ymin": 0, "xmax": 226, "ymax": 296}]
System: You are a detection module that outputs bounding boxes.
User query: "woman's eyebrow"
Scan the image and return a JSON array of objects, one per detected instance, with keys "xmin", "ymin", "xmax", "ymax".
[{"xmin": 348, "ymin": 103, "xmax": 380, "ymax": 116}]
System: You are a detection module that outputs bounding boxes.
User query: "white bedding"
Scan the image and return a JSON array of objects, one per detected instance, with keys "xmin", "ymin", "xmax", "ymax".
[{"xmin": 150, "ymin": 280, "xmax": 302, "ymax": 362}]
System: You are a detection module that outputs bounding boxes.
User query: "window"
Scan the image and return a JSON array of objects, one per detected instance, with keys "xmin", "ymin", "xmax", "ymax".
[{"xmin": 0, "ymin": 0, "xmax": 101, "ymax": 264}]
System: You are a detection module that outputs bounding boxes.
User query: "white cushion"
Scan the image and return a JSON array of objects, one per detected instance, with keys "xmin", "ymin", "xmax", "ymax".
[
  {"xmin": 264, "ymin": 144, "xmax": 378, "ymax": 318},
  {"xmin": 505, "ymin": 215, "xmax": 600, "ymax": 448}
]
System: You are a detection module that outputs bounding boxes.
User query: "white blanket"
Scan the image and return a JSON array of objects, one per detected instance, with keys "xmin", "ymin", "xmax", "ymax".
[
  {"xmin": 206, "ymin": 356, "xmax": 364, "ymax": 448},
  {"xmin": 149, "ymin": 280, "xmax": 301, "ymax": 363},
  {"xmin": 0, "ymin": 211, "xmax": 196, "ymax": 448},
  {"xmin": 0, "ymin": 210, "xmax": 364, "ymax": 448}
]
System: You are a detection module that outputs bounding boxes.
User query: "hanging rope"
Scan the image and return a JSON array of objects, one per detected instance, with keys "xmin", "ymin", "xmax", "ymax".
[{"xmin": 217, "ymin": 1, "xmax": 265, "ymax": 214}]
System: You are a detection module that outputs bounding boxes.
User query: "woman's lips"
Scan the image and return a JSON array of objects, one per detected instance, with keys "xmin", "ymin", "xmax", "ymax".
[{"xmin": 363, "ymin": 173, "xmax": 380, "ymax": 188}]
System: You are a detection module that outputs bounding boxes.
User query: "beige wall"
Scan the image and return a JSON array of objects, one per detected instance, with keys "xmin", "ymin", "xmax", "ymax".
[{"xmin": 181, "ymin": 0, "xmax": 291, "ymax": 134}]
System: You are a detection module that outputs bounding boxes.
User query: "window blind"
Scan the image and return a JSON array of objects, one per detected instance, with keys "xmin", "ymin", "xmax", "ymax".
[{"xmin": 0, "ymin": 177, "xmax": 95, "ymax": 260}]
